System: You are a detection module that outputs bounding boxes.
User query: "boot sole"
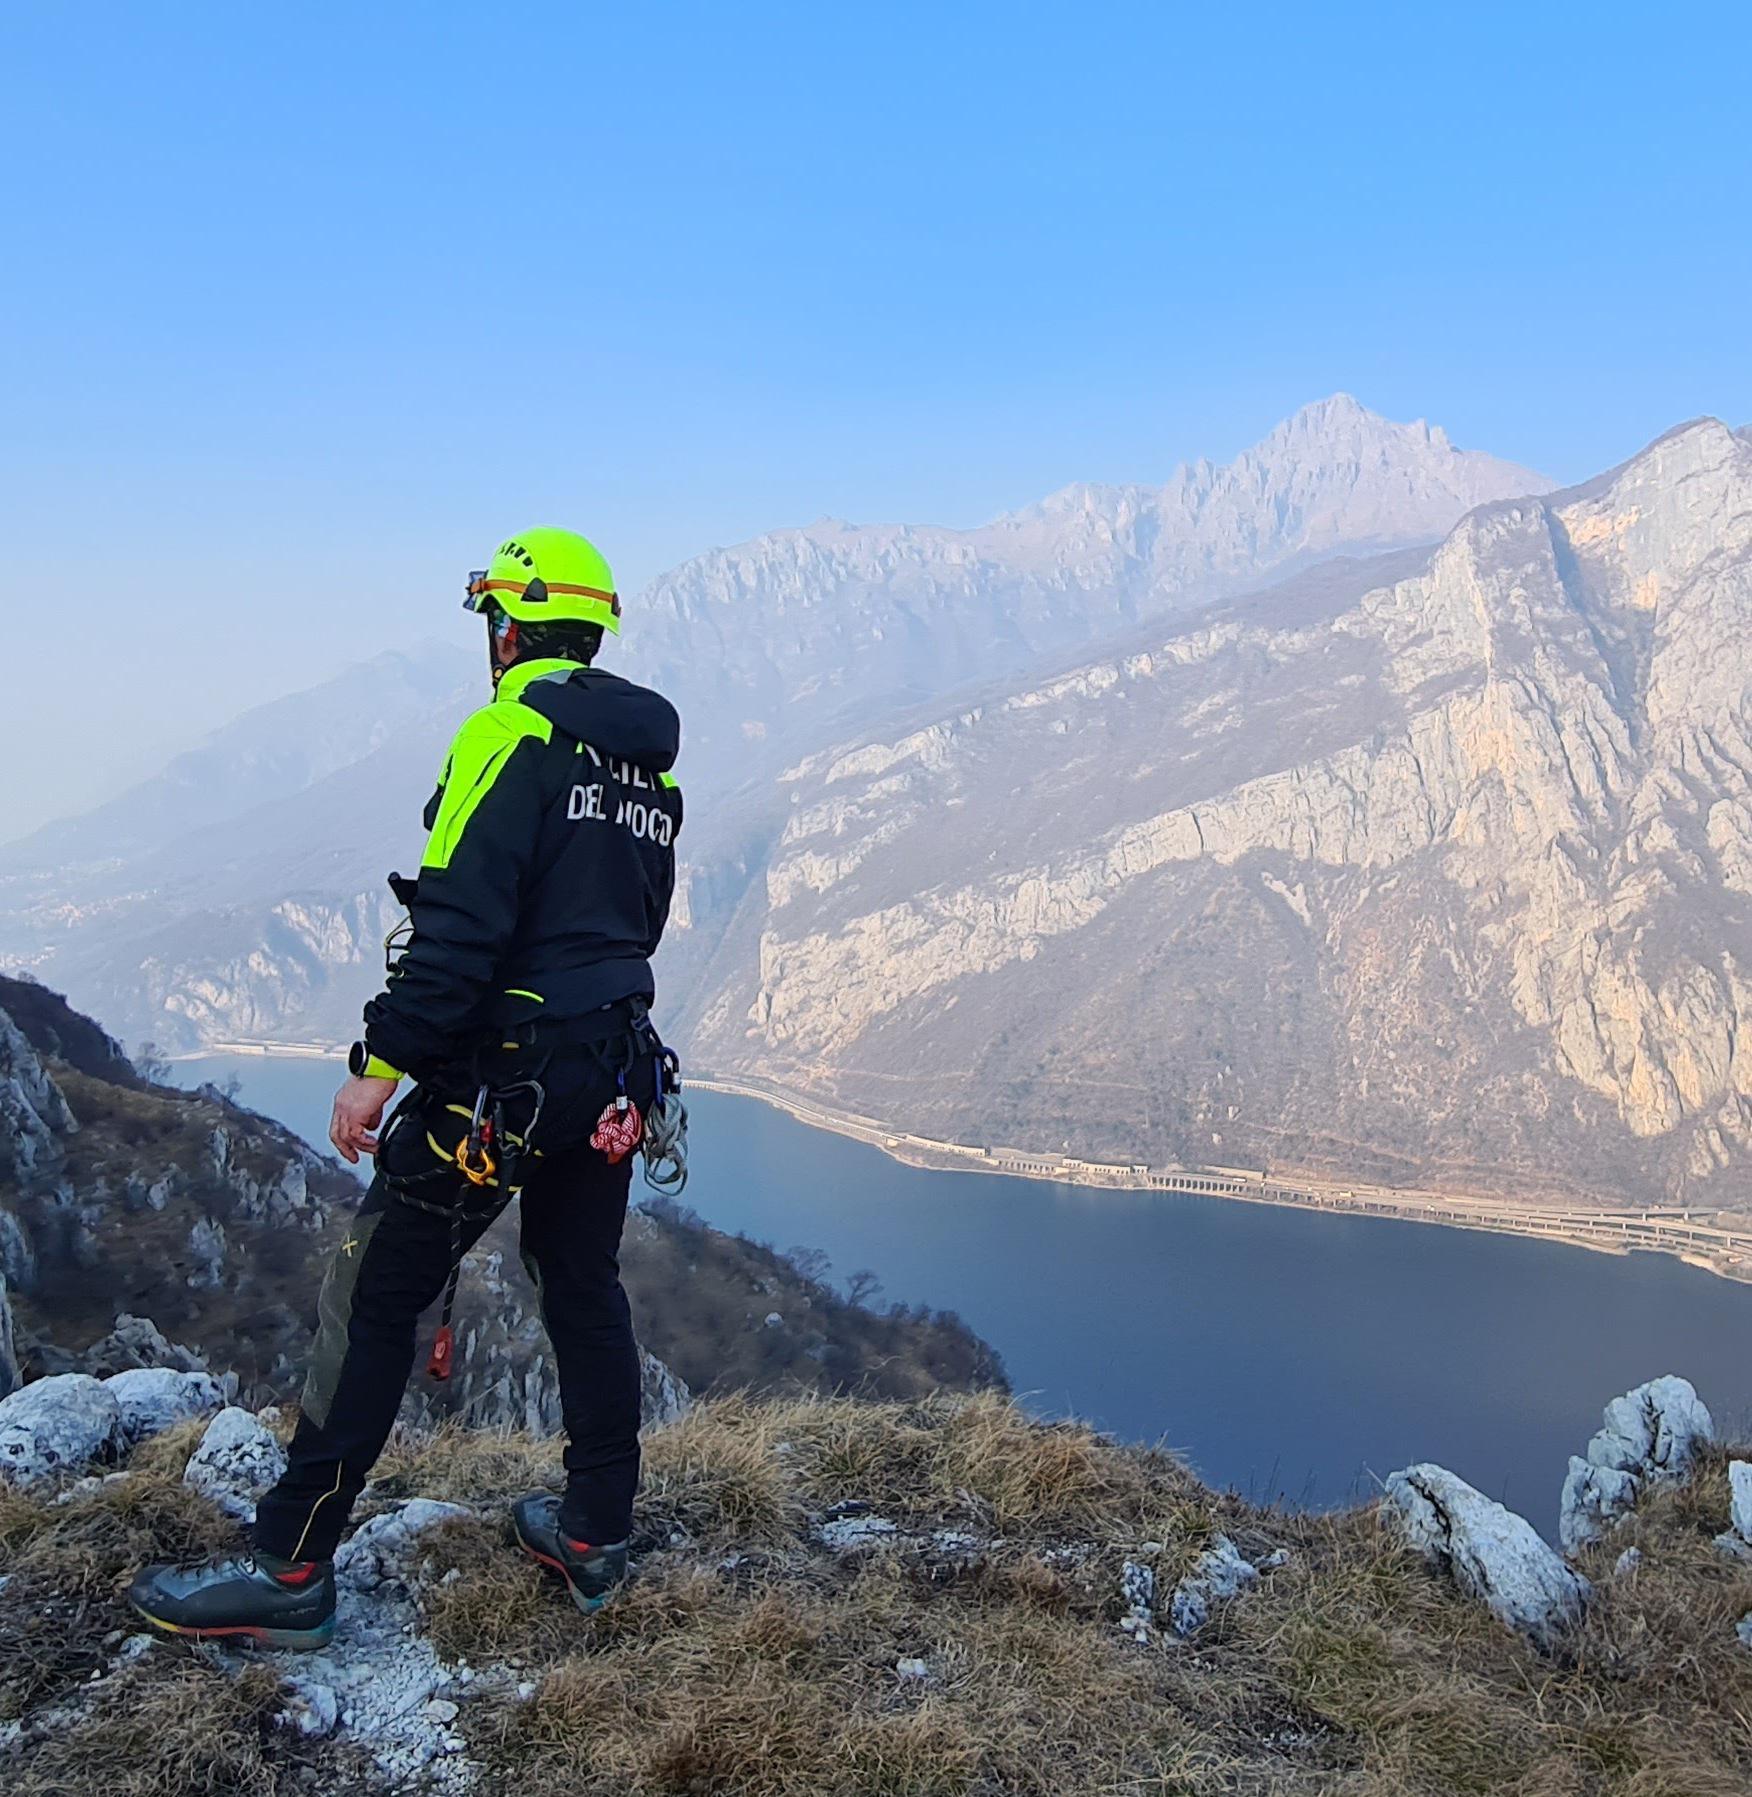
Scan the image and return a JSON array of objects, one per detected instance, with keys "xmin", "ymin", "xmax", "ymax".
[
  {"xmin": 512, "ymin": 1517, "xmax": 612, "ymax": 1615},
  {"xmin": 130, "ymin": 1599, "xmax": 337, "ymax": 1652}
]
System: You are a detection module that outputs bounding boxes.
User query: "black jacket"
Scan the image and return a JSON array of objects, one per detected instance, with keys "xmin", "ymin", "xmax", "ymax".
[{"xmin": 361, "ymin": 659, "xmax": 683, "ymax": 1079}]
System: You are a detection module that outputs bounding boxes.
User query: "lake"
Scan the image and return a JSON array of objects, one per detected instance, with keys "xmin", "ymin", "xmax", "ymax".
[{"xmin": 178, "ymin": 1052, "xmax": 1752, "ymax": 1534}]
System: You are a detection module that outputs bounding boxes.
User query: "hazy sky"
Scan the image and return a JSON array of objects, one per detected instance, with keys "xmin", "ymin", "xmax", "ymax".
[{"xmin": 4, "ymin": 2, "xmax": 1749, "ymax": 839}]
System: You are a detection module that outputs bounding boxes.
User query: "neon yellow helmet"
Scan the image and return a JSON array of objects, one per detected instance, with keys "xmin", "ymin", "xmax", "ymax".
[{"xmin": 464, "ymin": 527, "xmax": 621, "ymax": 636}]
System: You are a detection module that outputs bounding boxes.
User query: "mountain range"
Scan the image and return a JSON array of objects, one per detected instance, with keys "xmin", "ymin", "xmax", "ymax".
[
  {"xmin": 53, "ymin": 398, "xmax": 1752, "ymax": 1213},
  {"xmin": 0, "ymin": 396, "xmax": 1546, "ymax": 1060},
  {"xmin": 627, "ymin": 392, "xmax": 1549, "ymax": 768}
]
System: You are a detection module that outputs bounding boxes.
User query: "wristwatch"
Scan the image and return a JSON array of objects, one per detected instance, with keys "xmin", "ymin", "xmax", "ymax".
[{"xmin": 348, "ymin": 1041, "xmax": 403, "ymax": 1082}]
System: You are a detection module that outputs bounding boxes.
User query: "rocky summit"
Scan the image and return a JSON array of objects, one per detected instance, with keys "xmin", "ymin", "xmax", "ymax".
[
  {"xmin": 2, "ymin": 1369, "xmax": 1750, "ymax": 1795},
  {"xmin": 674, "ymin": 419, "xmax": 1752, "ymax": 1212}
]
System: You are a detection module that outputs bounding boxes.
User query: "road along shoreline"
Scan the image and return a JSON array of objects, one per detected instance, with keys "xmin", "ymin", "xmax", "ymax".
[
  {"xmin": 686, "ymin": 1073, "xmax": 1752, "ymax": 1287},
  {"xmin": 173, "ymin": 1043, "xmax": 1752, "ymax": 1287}
]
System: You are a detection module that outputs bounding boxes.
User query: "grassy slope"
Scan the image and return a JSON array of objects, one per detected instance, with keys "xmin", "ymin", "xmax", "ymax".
[{"xmin": 5, "ymin": 1393, "xmax": 1751, "ymax": 1796}]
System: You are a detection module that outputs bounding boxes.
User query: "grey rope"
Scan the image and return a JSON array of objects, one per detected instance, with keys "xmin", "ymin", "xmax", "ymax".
[{"xmin": 641, "ymin": 1091, "xmax": 689, "ymax": 1194}]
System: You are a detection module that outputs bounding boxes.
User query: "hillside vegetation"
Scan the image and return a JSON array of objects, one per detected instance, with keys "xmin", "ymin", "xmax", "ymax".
[{"xmin": 1, "ymin": 976, "xmax": 1002, "ymax": 1415}]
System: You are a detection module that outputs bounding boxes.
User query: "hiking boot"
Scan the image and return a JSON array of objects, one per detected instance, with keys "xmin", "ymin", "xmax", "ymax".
[
  {"xmin": 129, "ymin": 1550, "xmax": 337, "ymax": 1650},
  {"xmin": 510, "ymin": 1492, "xmax": 628, "ymax": 1613}
]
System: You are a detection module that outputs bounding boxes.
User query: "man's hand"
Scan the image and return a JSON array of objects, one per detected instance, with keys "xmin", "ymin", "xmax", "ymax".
[{"xmin": 330, "ymin": 1074, "xmax": 400, "ymax": 1165}]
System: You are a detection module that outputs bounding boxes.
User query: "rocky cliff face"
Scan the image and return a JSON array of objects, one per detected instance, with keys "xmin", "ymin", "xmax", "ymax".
[{"xmin": 681, "ymin": 420, "xmax": 1752, "ymax": 1209}]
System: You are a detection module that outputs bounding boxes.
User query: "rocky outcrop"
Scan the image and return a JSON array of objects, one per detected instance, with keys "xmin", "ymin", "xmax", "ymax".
[
  {"xmin": 1384, "ymin": 1463, "xmax": 1590, "ymax": 1649},
  {"xmin": 0, "ymin": 1006, "xmax": 74, "ymax": 1180},
  {"xmin": 0, "ymin": 1372, "xmax": 122, "ymax": 1487},
  {"xmin": 182, "ymin": 1406, "xmax": 287, "ymax": 1521},
  {"xmin": 184, "ymin": 1215, "xmax": 227, "ymax": 1290},
  {"xmin": 1559, "ymin": 1375, "xmax": 1715, "ymax": 1552},
  {"xmin": 0, "ymin": 1207, "xmax": 36, "ymax": 1291},
  {"xmin": 82, "ymin": 1313, "xmax": 211, "ymax": 1377},
  {"xmin": 1168, "ymin": 1534, "xmax": 1260, "ymax": 1636},
  {"xmin": 0, "ymin": 1269, "xmax": 18, "ymax": 1401},
  {"xmin": 640, "ymin": 1347, "xmax": 692, "ymax": 1425}
]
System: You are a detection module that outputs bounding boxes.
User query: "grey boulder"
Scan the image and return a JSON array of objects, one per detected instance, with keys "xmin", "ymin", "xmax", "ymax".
[
  {"xmin": 1730, "ymin": 1462, "xmax": 1752, "ymax": 1546},
  {"xmin": 104, "ymin": 1367, "xmax": 226, "ymax": 1447},
  {"xmin": 183, "ymin": 1407, "xmax": 287, "ymax": 1521},
  {"xmin": 1560, "ymin": 1376, "xmax": 1715, "ymax": 1552},
  {"xmin": 1385, "ymin": 1463, "xmax": 1589, "ymax": 1650},
  {"xmin": 0, "ymin": 1373, "xmax": 124, "ymax": 1488}
]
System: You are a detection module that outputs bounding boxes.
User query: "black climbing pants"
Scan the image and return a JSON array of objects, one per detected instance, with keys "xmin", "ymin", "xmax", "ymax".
[{"xmin": 253, "ymin": 1036, "xmax": 656, "ymax": 1563}]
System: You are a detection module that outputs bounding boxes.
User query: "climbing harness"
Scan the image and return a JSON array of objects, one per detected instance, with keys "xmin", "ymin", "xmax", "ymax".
[
  {"xmin": 380, "ymin": 1075, "xmax": 545, "ymax": 1382},
  {"xmin": 385, "ymin": 1009, "xmax": 688, "ymax": 1384}
]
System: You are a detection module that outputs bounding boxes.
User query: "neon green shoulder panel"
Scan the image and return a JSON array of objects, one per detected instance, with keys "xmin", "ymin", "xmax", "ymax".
[{"xmin": 421, "ymin": 702, "xmax": 552, "ymax": 871}]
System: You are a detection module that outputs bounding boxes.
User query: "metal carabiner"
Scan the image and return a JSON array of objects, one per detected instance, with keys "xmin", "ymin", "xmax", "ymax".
[{"xmin": 455, "ymin": 1084, "xmax": 497, "ymax": 1186}]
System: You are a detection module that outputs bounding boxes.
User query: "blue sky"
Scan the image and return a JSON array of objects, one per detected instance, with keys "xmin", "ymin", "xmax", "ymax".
[{"xmin": 3, "ymin": 1, "xmax": 1749, "ymax": 835}]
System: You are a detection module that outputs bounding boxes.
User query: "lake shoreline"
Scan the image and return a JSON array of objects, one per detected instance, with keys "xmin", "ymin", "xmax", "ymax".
[
  {"xmin": 170, "ymin": 1041, "xmax": 1752, "ymax": 1287},
  {"xmin": 686, "ymin": 1071, "xmax": 1752, "ymax": 1288}
]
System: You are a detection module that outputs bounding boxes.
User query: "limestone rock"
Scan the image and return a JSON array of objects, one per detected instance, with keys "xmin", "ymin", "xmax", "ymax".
[
  {"xmin": 0, "ymin": 1270, "xmax": 19, "ymax": 1402},
  {"xmin": 1118, "ymin": 1558, "xmax": 1156, "ymax": 1642},
  {"xmin": 817, "ymin": 1514, "xmax": 900, "ymax": 1552},
  {"xmin": 334, "ymin": 1498, "xmax": 474, "ymax": 1594},
  {"xmin": 0, "ymin": 1373, "xmax": 123, "ymax": 1487},
  {"xmin": 1168, "ymin": 1534, "xmax": 1258, "ymax": 1636},
  {"xmin": 103, "ymin": 1366, "xmax": 226, "ymax": 1447},
  {"xmin": 0, "ymin": 1208, "xmax": 36, "ymax": 1293},
  {"xmin": 83, "ymin": 1314, "xmax": 210, "ymax": 1378},
  {"xmin": 1730, "ymin": 1462, "xmax": 1752, "ymax": 1545},
  {"xmin": 1385, "ymin": 1463, "xmax": 1589, "ymax": 1649},
  {"xmin": 640, "ymin": 1349, "xmax": 691, "ymax": 1426},
  {"xmin": 1560, "ymin": 1376, "xmax": 1715, "ymax": 1551},
  {"xmin": 184, "ymin": 1216, "xmax": 227, "ymax": 1290},
  {"xmin": 183, "ymin": 1406, "xmax": 286, "ymax": 1521},
  {"xmin": 0, "ymin": 1007, "xmax": 75, "ymax": 1179},
  {"xmin": 277, "ymin": 1679, "xmax": 339, "ymax": 1738},
  {"xmin": 1559, "ymin": 1459, "xmax": 1640, "ymax": 1556}
]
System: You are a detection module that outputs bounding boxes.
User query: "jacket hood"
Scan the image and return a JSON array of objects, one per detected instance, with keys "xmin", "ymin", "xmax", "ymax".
[{"xmin": 516, "ymin": 667, "xmax": 681, "ymax": 773}]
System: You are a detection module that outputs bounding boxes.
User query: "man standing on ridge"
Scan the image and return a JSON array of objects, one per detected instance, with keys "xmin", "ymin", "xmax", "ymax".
[{"xmin": 131, "ymin": 528, "xmax": 685, "ymax": 1649}]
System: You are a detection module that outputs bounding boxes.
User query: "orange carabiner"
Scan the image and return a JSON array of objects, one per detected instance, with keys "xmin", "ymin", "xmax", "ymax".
[{"xmin": 455, "ymin": 1136, "xmax": 497, "ymax": 1186}]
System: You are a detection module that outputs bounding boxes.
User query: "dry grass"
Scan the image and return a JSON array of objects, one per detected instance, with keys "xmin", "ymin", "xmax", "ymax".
[
  {"xmin": 444, "ymin": 1399, "xmax": 1752, "ymax": 1797},
  {"xmin": 6, "ymin": 1393, "xmax": 1752, "ymax": 1796},
  {"xmin": 371, "ymin": 1417, "xmax": 563, "ymax": 1509},
  {"xmin": 0, "ymin": 1462, "xmax": 241, "ymax": 1720},
  {"xmin": 475, "ymin": 1555, "xmax": 1212, "ymax": 1797},
  {"xmin": 7, "ymin": 1660, "xmax": 350, "ymax": 1797}
]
